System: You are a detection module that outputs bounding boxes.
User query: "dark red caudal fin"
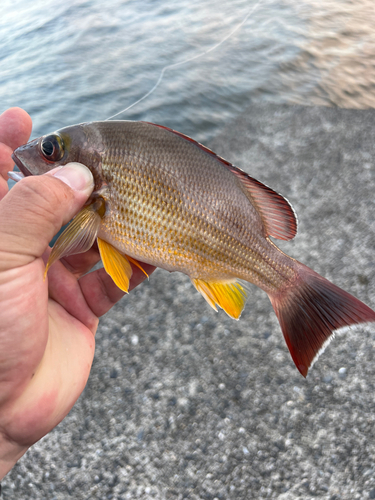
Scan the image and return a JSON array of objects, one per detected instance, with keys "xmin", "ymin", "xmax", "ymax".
[{"xmin": 269, "ymin": 264, "xmax": 375, "ymax": 377}]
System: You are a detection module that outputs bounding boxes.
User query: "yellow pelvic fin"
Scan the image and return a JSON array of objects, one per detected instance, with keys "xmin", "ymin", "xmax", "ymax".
[
  {"xmin": 125, "ymin": 254, "xmax": 149, "ymax": 278},
  {"xmin": 45, "ymin": 204, "xmax": 102, "ymax": 278},
  {"xmin": 192, "ymin": 278, "xmax": 248, "ymax": 320},
  {"xmin": 97, "ymin": 238, "xmax": 133, "ymax": 293}
]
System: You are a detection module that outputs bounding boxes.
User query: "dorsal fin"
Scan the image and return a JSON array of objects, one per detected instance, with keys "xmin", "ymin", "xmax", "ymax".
[
  {"xmin": 224, "ymin": 165, "xmax": 297, "ymax": 241},
  {"xmin": 143, "ymin": 122, "xmax": 297, "ymax": 241}
]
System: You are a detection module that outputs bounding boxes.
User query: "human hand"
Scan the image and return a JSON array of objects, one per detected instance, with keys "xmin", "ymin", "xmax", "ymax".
[{"xmin": 0, "ymin": 108, "xmax": 155, "ymax": 478}]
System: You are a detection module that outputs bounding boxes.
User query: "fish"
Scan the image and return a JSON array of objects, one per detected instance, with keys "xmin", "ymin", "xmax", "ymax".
[{"xmin": 11, "ymin": 120, "xmax": 375, "ymax": 376}]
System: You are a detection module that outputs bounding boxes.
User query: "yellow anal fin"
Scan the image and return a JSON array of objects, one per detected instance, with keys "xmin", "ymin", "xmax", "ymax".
[
  {"xmin": 192, "ymin": 278, "xmax": 248, "ymax": 320},
  {"xmin": 97, "ymin": 237, "xmax": 133, "ymax": 293},
  {"xmin": 45, "ymin": 204, "xmax": 101, "ymax": 278}
]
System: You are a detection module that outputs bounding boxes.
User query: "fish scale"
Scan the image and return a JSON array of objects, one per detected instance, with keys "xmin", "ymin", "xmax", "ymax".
[
  {"xmin": 12, "ymin": 120, "xmax": 375, "ymax": 376},
  {"xmin": 97, "ymin": 123, "xmax": 290, "ymax": 288},
  {"xmin": 103, "ymin": 156, "xmax": 278, "ymax": 284}
]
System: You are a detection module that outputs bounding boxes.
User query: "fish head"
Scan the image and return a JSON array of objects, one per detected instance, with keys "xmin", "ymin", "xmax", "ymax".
[{"xmin": 12, "ymin": 123, "xmax": 104, "ymax": 190}]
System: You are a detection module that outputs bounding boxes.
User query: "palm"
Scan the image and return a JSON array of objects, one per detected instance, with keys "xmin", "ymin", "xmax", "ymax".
[{"xmin": 0, "ymin": 254, "xmax": 96, "ymax": 446}]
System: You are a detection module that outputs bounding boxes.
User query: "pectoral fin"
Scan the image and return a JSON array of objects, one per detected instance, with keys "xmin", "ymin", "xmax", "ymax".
[
  {"xmin": 97, "ymin": 237, "xmax": 133, "ymax": 293},
  {"xmin": 45, "ymin": 204, "xmax": 101, "ymax": 277},
  {"xmin": 192, "ymin": 278, "xmax": 248, "ymax": 320}
]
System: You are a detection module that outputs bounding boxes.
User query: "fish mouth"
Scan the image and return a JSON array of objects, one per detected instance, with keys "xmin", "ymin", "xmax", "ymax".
[{"xmin": 12, "ymin": 150, "xmax": 32, "ymax": 177}]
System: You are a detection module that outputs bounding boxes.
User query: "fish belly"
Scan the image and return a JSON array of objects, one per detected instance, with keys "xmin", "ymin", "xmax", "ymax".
[{"xmin": 98, "ymin": 183, "xmax": 295, "ymax": 294}]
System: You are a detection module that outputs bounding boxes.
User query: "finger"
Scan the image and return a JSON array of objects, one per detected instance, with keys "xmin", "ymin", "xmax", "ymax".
[
  {"xmin": 0, "ymin": 108, "xmax": 32, "ymax": 152},
  {"xmin": 78, "ymin": 268, "xmax": 126, "ymax": 318},
  {"xmin": 61, "ymin": 246, "xmax": 101, "ymax": 278},
  {"xmin": 47, "ymin": 237, "xmax": 155, "ymax": 324},
  {"xmin": 0, "ymin": 108, "xmax": 32, "ymax": 200},
  {"xmin": 78, "ymin": 262, "xmax": 156, "ymax": 317},
  {"xmin": 46, "ymin": 259, "xmax": 100, "ymax": 333},
  {"xmin": 0, "ymin": 163, "xmax": 94, "ymax": 272},
  {"xmin": 0, "ymin": 108, "xmax": 32, "ymax": 180},
  {"xmin": 60, "ymin": 243, "xmax": 155, "ymax": 282},
  {"xmin": 46, "ymin": 258, "xmax": 125, "ymax": 328},
  {"xmin": 0, "ymin": 143, "xmax": 14, "ymax": 199}
]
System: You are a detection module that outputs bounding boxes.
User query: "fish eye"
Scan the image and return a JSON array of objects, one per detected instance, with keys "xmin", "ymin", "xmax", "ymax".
[{"xmin": 40, "ymin": 134, "xmax": 64, "ymax": 161}]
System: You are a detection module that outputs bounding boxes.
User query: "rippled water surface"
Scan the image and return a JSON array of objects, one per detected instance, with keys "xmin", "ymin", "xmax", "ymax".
[{"xmin": 1, "ymin": 0, "xmax": 375, "ymax": 141}]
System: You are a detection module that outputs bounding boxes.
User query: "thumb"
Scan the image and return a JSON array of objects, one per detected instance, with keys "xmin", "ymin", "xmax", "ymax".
[{"xmin": 0, "ymin": 163, "xmax": 94, "ymax": 271}]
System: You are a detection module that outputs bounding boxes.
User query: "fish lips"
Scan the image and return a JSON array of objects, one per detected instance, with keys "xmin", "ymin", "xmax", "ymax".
[
  {"xmin": 12, "ymin": 152, "xmax": 31, "ymax": 176},
  {"xmin": 12, "ymin": 138, "xmax": 40, "ymax": 176}
]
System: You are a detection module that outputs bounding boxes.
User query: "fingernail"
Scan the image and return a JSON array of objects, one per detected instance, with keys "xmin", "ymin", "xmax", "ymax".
[{"xmin": 50, "ymin": 162, "xmax": 94, "ymax": 195}]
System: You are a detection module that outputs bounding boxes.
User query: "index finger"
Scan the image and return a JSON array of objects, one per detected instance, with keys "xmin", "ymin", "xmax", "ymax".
[
  {"xmin": 0, "ymin": 107, "xmax": 32, "ymax": 151},
  {"xmin": 0, "ymin": 108, "xmax": 32, "ymax": 197}
]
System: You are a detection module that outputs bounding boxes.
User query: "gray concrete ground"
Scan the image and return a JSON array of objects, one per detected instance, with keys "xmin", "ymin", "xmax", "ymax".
[{"xmin": 3, "ymin": 104, "xmax": 375, "ymax": 499}]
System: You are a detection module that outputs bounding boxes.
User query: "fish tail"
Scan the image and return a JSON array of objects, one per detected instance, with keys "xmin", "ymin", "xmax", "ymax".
[{"xmin": 268, "ymin": 263, "xmax": 375, "ymax": 377}]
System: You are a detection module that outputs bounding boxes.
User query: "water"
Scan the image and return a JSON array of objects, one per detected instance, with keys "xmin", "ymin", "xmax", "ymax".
[{"xmin": 1, "ymin": 0, "xmax": 375, "ymax": 143}]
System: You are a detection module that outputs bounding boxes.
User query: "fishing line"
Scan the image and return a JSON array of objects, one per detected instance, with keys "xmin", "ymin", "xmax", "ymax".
[{"xmin": 105, "ymin": 0, "xmax": 266, "ymax": 121}]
